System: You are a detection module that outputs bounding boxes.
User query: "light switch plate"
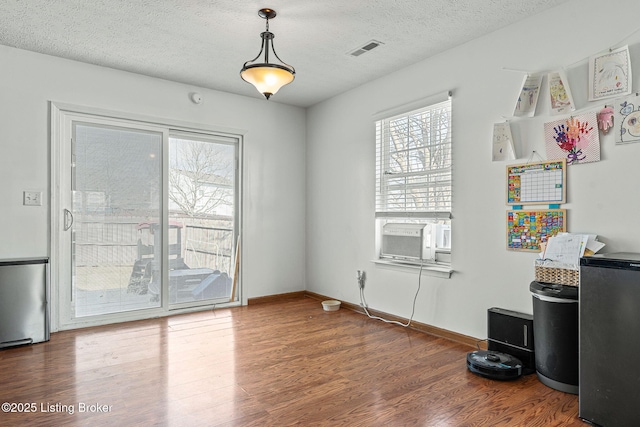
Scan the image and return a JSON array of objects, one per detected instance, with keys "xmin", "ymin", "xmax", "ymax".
[{"xmin": 23, "ymin": 191, "xmax": 42, "ymax": 206}]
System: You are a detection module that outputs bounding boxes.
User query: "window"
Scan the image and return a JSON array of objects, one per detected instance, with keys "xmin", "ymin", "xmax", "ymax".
[{"xmin": 375, "ymin": 97, "xmax": 452, "ymax": 268}]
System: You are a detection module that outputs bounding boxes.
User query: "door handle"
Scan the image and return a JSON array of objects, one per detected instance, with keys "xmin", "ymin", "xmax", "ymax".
[{"xmin": 63, "ymin": 209, "xmax": 74, "ymax": 231}]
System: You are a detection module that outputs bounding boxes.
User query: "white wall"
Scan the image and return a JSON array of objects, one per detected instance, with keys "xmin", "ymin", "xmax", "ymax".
[
  {"xmin": 306, "ymin": 0, "xmax": 640, "ymax": 339},
  {"xmin": 3, "ymin": 0, "xmax": 639, "ymax": 340},
  {"xmin": 0, "ymin": 45, "xmax": 307, "ymax": 304}
]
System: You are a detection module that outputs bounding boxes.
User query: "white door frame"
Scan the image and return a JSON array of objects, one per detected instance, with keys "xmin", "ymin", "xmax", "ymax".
[{"xmin": 50, "ymin": 102, "xmax": 244, "ymax": 331}]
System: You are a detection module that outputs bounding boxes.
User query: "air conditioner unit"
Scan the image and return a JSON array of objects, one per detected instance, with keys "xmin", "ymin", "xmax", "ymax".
[{"xmin": 381, "ymin": 223, "xmax": 435, "ymax": 261}]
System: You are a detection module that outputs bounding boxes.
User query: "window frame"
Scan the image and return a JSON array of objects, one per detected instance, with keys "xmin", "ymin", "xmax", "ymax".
[{"xmin": 374, "ymin": 96, "xmax": 453, "ymax": 273}]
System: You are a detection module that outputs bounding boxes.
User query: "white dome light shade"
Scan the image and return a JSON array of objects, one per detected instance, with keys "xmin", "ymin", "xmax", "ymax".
[{"xmin": 240, "ymin": 64, "xmax": 295, "ymax": 100}]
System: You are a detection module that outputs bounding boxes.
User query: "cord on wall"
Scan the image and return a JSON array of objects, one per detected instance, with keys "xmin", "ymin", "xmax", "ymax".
[{"xmin": 359, "ymin": 260, "xmax": 424, "ymax": 327}]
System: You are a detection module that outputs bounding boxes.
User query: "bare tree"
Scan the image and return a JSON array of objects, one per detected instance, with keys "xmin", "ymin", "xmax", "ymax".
[
  {"xmin": 386, "ymin": 107, "xmax": 451, "ymax": 211},
  {"xmin": 169, "ymin": 139, "xmax": 234, "ymax": 217}
]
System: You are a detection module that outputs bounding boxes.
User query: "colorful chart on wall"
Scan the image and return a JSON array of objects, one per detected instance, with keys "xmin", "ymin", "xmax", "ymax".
[
  {"xmin": 506, "ymin": 159, "xmax": 566, "ymax": 205},
  {"xmin": 614, "ymin": 93, "xmax": 640, "ymax": 144},
  {"xmin": 507, "ymin": 210, "xmax": 566, "ymax": 252},
  {"xmin": 544, "ymin": 113, "xmax": 600, "ymax": 165}
]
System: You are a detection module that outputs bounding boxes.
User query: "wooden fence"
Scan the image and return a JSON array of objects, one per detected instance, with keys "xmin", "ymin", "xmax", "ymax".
[{"xmin": 74, "ymin": 215, "xmax": 234, "ymax": 274}]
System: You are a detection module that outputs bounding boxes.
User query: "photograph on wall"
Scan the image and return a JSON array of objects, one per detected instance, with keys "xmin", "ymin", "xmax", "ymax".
[
  {"xmin": 507, "ymin": 209, "xmax": 566, "ymax": 252},
  {"xmin": 548, "ymin": 70, "xmax": 575, "ymax": 115},
  {"xmin": 544, "ymin": 112, "xmax": 600, "ymax": 165},
  {"xmin": 614, "ymin": 93, "xmax": 640, "ymax": 144},
  {"xmin": 588, "ymin": 45, "xmax": 632, "ymax": 101},
  {"xmin": 513, "ymin": 74, "xmax": 543, "ymax": 117},
  {"xmin": 492, "ymin": 122, "xmax": 516, "ymax": 161}
]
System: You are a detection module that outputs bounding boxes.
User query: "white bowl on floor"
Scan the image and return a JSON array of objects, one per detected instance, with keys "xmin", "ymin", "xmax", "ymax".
[{"xmin": 322, "ymin": 300, "xmax": 341, "ymax": 312}]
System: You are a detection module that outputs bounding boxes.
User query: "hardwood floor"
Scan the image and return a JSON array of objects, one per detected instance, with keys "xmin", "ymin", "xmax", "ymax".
[{"xmin": 0, "ymin": 296, "xmax": 583, "ymax": 426}]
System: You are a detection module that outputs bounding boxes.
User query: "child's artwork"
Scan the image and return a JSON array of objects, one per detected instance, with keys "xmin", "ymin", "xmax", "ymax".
[
  {"xmin": 544, "ymin": 113, "xmax": 600, "ymax": 165},
  {"xmin": 514, "ymin": 74, "xmax": 543, "ymax": 117},
  {"xmin": 597, "ymin": 106, "xmax": 615, "ymax": 133},
  {"xmin": 548, "ymin": 70, "xmax": 575, "ymax": 115},
  {"xmin": 492, "ymin": 122, "xmax": 516, "ymax": 161},
  {"xmin": 614, "ymin": 93, "xmax": 640, "ymax": 144},
  {"xmin": 507, "ymin": 209, "xmax": 566, "ymax": 252},
  {"xmin": 589, "ymin": 45, "xmax": 632, "ymax": 101}
]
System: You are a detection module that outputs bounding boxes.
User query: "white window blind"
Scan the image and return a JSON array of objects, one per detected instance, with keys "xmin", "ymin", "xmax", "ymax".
[{"xmin": 375, "ymin": 98, "xmax": 452, "ymax": 218}]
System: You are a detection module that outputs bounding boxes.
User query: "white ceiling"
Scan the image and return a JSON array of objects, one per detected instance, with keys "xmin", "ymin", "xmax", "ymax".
[{"xmin": 0, "ymin": 0, "xmax": 571, "ymax": 108}]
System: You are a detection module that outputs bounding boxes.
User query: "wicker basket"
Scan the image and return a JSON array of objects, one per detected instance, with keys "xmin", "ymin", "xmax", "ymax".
[{"xmin": 534, "ymin": 260, "xmax": 579, "ymax": 286}]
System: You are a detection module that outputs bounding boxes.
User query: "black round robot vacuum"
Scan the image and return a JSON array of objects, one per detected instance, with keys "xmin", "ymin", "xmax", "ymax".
[{"xmin": 466, "ymin": 350, "xmax": 523, "ymax": 380}]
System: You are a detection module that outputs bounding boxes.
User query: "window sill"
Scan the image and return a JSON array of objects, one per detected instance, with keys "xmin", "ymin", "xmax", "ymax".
[{"xmin": 371, "ymin": 259, "xmax": 453, "ymax": 278}]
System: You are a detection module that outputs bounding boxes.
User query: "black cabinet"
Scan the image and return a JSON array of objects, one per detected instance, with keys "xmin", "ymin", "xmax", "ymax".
[{"xmin": 580, "ymin": 253, "xmax": 640, "ymax": 427}]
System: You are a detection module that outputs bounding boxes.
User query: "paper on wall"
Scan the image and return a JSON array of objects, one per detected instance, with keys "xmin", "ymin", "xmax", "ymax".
[
  {"xmin": 588, "ymin": 45, "xmax": 633, "ymax": 101},
  {"xmin": 492, "ymin": 122, "xmax": 516, "ymax": 161},
  {"xmin": 513, "ymin": 74, "xmax": 543, "ymax": 117},
  {"xmin": 548, "ymin": 70, "xmax": 575, "ymax": 115}
]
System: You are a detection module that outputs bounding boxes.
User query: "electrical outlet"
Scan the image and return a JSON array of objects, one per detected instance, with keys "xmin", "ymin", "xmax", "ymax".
[
  {"xmin": 357, "ymin": 270, "xmax": 366, "ymax": 289},
  {"xmin": 23, "ymin": 191, "xmax": 42, "ymax": 206}
]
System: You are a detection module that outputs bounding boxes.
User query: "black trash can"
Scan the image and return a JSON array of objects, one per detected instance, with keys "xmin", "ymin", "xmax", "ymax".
[{"xmin": 529, "ymin": 281, "xmax": 579, "ymax": 394}]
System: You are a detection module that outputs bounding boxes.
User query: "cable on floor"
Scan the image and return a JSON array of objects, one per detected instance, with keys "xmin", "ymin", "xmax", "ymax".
[{"xmin": 359, "ymin": 260, "xmax": 424, "ymax": 328}]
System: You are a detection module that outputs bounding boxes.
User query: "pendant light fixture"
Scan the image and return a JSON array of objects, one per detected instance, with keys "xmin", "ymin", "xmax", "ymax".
[{"xmin": 240, "ymin": 8, "xmax": 295, "ymax": 100}]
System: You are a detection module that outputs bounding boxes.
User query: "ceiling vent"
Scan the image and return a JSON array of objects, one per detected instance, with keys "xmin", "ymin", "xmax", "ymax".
[{"xmin": 348, "ymin": 40, "xmax": 383, "ymax": 57}]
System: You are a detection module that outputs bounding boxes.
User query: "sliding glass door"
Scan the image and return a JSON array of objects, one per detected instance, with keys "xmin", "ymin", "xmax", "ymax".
[{"xmin": 53, "ymin": 106, "xmax": 240, "ymax": 329}]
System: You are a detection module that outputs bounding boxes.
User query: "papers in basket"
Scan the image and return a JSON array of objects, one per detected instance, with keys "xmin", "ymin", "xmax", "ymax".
[{"xmin": 539, "ymin": 233, "xmax": 605, "ymax": 269}]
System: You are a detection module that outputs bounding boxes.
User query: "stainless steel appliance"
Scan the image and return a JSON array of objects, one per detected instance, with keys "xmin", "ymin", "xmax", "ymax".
[{"xmin": 0, "ymin": 258, "xmax": 50, "ymax": 349}]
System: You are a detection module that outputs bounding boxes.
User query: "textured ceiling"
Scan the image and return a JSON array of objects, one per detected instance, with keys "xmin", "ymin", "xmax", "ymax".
[{"xmin": 0, "ymin": 0, "xmax": 570, "ymax": 107}]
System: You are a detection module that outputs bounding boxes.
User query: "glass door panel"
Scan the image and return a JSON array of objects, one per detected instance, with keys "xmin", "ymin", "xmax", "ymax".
[
  {"xmin": 168, "ymin": 134, "xmax": 237, "ymax": 307},
  {"xmin": 72, "ymin": 123, "xmax": 162, "ymax": 317}
]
